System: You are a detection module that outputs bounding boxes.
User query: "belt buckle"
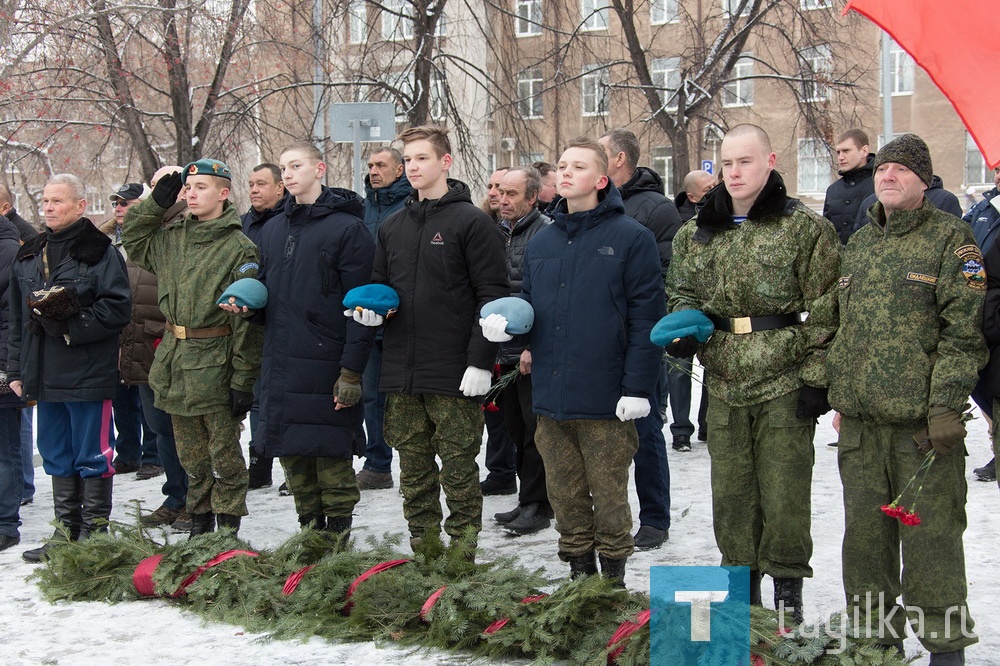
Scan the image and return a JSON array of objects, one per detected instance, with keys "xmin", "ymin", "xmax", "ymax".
[
  {"xmin": 731, "ymin": 317, "xmax": 752, "ymax": 335},
  {"xmin": 173, "ymin": 324, "xmax": 187, "ymax": 340}
]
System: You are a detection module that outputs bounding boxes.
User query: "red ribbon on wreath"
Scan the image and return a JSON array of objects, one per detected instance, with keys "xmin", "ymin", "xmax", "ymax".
[
  {"xmin": 482, "ymin": 594, "xmax": 549, "ymax": 635},
  {"xmin": 282, "ymin": 565, "xmax": 315, "ymax": 596},
  {"xmin": 606, "ymin": 609, "xmax": 650, "ymax": 664},
  {"xmin": 341, "ymin": 559, "xmax": 411, "ymax": 615},
  {"xmin": 420, "ymin": 586, "xmax": 448, "ymax": 622},
  {"xmin": 133, "ymin": 549, "xmax": 259, "ymax": 598}
]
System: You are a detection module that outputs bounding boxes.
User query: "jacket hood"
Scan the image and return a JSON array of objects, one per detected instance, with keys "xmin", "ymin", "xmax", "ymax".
[
  {"xmin": 928, "ymin": 174, "xmax": 945, "ymax": 191},
  {"xmin": 285, "ymin": 186, "xmax": 364, "ymax": 220},
  {"xmin": 673, "ymin": 190, "xmax": 691, "ymax": 209},
  {"xmin": 365, "ymin": 172, "xmax": 412, "ymax": 205},
  {"xmin": 405, "ymin": 178, "xmax": 474, "ymax": 209},
  {"xmin": 0, "ymin": 214, "xmax": 21, "ymax": 244},
  {"xmin": 549, "ymin": 181, "xmax": 626, "ymax": 233},
  {"xmin": 694, "ymin": 171, "xmax": 795, "ymax": 239},
  {"xmin": 620, "ymin": 166, "xmax": 666, "ymax": 198},
  {"xmin": 839, "ymin": 153, "xmax": 875, "ymax": 180}
]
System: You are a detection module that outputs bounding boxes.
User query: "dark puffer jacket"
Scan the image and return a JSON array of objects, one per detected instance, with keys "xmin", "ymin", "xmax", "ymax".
[
  {"xmin": 0, "ymin": 215, "xmax": 25, "ymax": 409},
  {"xmin": 964, "ymin": 187, "xmax": 1000, "ymax": 252},
  {"xmin": 374, "ymin": 179, "xmax": 509, "ymax": 396},
  {"xmin": 618, "ymin": 167, "xmax": 682, "ymax": 277},
  {"xmin": 497, "ymin": 208, "xmax": 550, "ymax": 364},
  {"xmin": 364, "ymin": 172, "xmax": 411, "ymax": 239},
  {"xmin": 823, "ymin": 154, "xmax": 875, "ymax": 244}
]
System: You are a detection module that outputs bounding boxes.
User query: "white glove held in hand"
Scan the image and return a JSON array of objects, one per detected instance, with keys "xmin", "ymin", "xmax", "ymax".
[
  {"xmin": 459, "ymin": 366, "xmax": 492, "ymax": 397},
  {"xmin": 615, "ymin": 396, "xmax": 651, "ymax": 422},
  {"xmin": 344, "ymin": 308, "xmax": 384, "ymax": 327},
  {"xmin": 479, "ymin": 313, "xmax": 513, "ymax": 342}
]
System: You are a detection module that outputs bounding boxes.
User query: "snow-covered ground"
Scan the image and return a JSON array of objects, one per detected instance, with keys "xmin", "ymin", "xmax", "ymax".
[{"xmin": 3, "ymin": 385, "xmax": 999, "ymax": 665}]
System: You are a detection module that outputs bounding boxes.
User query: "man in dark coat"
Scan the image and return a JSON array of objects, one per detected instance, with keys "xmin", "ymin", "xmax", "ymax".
[
  {"xmin": 0, "ymin": 213, "xmax": 26, "ymax": 552},
  {"xmin": 823, "ymin": 129, "xmax": 875, "ymax": 244},
  {"xmin": 674, "ymin": 170, "xmax": 716, "ymax": 222},
  {"xmin": 8, "ymin": 174, "xmax": 132, "ymax": 562}
]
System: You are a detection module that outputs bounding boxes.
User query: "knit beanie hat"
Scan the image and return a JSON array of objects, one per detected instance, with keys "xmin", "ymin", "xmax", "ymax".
[{"xmin": 873, "ymin": 133, "xmax": 932, "ymax": 187}]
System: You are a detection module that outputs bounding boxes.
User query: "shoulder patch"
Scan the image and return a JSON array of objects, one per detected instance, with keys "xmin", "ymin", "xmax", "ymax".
[
  {"xmin": 906, "ymin": 272, "xmax": 938, "ymax": 287},
  {"xmin": 955, "ymin": 245, "xmax": 986, "ymax": 290},
  {"xmin": 237, "ymin": 261, "xmax": 259, "ymax": 275}
]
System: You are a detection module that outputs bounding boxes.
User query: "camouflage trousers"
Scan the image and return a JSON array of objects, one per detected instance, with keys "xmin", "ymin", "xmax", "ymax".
[
  {"xmin": 280, "ymin": 455, "xmax": 360, "ymax": 520},
  {"xmin": 534, "ymin": 416, "xmax": 638, "ymax": 561},
  {"xmin": 384, "ymin": 393, "xmax": 483, "ymax": 542},
  {"xmin": 171, "ymin": 410, "xmax": 248, "ymax": 516},
  {"xmin": 839, "ymin": 416, "xmax": 977, "ymax": 653},
  {"xmin": 706, "ymin": 390, "xmax": 814, "ymax": 578}
]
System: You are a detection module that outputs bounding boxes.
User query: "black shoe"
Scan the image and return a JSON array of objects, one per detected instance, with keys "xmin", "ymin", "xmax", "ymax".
[
  {"xmin": 189, "ymin": 512, "xmax": 216, "ymax": 538},
  {"xmin": 19, "ymin": 497, "xmax": 33, "ymax": 506},
  {"xmin": 973, "ymin": 458, "xmax": 996, "ymax": 482},
  {"xmin": 216, "ymin": 514, "xmax": 241, "ymax": 534},
  {"xmin": 0, "ymin": 534, "xmax": 20, "ymax": 552},
  {"xmin": 278, "ymin": 482, "xmax": 292, "ymax": 496},
  {"xmin": 112, "ymin": 458, "xmax": 141, "ymax": 474},
  {"xmin": 135, "ymin": 464, "xmax": 164, "ymax": 480},
  {"xmin": 773, "ymin": 577, "xmax": 804, "ymax": 625},
  {"xmin": 22, "ymin": 541, "xmax": 56, "ymax": 563},
  {"xmin": 504, "ymin": 503, "xmax": 551, "ymax": 536},
  {"xmin": 480, "ymin": 477, "xmax": 517, "ymax": 496},
  {"xmin": 672, "ymin": 435, "xmax": 692, "ymax": 452},
  {"xmin": 633, "ymin": 525, "xmax": 668, "ymax": 550},
  {"xmin": 598, "ymin": 553, "xmax": 628, "ymax": 588},
  {"xmin": 357, "ymin": 469, "xmax": 393, "ymax": 490},
  {"xmin": 568, "ymin": 550, "xmax": 598, "ymax": 579},
  {"xmin": 494, "ymin": 505, "xmax": 522, "ymax": 525},
  {"xmin": 929, "ymin": 649, "xmax": 965, "ymax": 665},
  {"xmin": 696, "ymin": 429, "xmax": 707, "ymax": 442}
]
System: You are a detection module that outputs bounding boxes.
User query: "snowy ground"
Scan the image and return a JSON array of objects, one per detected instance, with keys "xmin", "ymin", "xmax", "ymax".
[{"xmin": 2, "ymin": 383, "xmax": 999, "ymax": 665}]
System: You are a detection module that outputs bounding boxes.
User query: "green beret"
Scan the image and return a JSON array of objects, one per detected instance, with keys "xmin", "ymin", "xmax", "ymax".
[{"xmin": 182, "ymin": 158, "xmax": 232, "ymax": 184}]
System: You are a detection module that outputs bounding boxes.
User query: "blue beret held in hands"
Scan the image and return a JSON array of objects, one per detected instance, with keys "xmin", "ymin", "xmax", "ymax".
[
  {"xmin": 343, "ymin": 284, "xmax": 400, "ymax": 317},
  {"xmin": 650, "ymin": 310, "xmax": 715, "ymax": 347},
  {"xmin": 217, "ymin": 278, "xmax": 268, "ymax": 309},
  {"xmin": 480, "ymin": 297, "xmax": 534, "ymax": 335}
]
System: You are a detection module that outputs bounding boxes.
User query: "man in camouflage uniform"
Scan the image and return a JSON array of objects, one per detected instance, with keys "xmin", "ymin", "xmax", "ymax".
[
  {"xmin": 123, "ymin": 159, "xmax": 263, "ymax": 538},
  {"xmin": 828, "ymin": 134, "xmax": 984, "ymax": 665},
  {"xmin": 666, "ymin": 124, "xmax": 840, "ymax": 623}
]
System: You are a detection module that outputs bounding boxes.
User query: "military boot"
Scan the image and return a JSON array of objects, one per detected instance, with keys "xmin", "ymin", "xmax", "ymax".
[
  {"xmin": 568, "ymin": 551, "xmax": 598, "ymax": 579},
  {"xmin": 598, "ymin": 553, "xmax": 627, "ymax": 589},
  {"xmin": 726, "ymin": 568, "xmax": 762, "ymax": 605},
  {"xmin": 929, "ymin": 650, "xmax": 965, "ymax": 665},
  {"xmin": 216, "ymin": 514, "xmax": 241, "ymax": 534},
  {"xmin": 189, "ymin": 513, "xmax": 216, "ymax": 538},
  {"xmin": 773, "ymin": 577, "xmax": 804, "ymax": 625},
  {"xmin": 325, "ymin": 516, "xmax": 352, "ymax": 549},
  {"xmin": 79, "ymin": 476, "xmax": 114, "ymax": 540},
  {"xmin": 299, "ymin": 514, "xmax": 326, "ymax": 530},
  {"xmin": 750, "ymin": 570, "xmax": 762, "ymax": 606},
  {"xmin": 23, "ymin": 476, "xmax": 83, "ymax": 563}
]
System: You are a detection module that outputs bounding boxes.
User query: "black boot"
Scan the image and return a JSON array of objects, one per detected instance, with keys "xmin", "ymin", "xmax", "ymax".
[
  {"xmin": 189, "ymin": 512, "xmax": 216, "ymax": 538},
  {"xmin": 79, "ymin": 476, "xmax": 114, "ymax": 540},
  {"xmin": 216, "ymin": 514, "xmax": 241, "ymax": 534},
  {"xmin": 773, "ymin": 577, "xmax": 804, "ymax": 625},
  {"xmin": 568, "ymin": 550, "xmax": 598, "ymax": 579},
  {"xmin": 726, "ymin": 568, "xmax": 762, "ymax": 605},
  {"xmin": 23, "ymin": 476, "xmax": 83, "ymax": 563},
  {"xmin": 598, "ymin": 553, "xmax": 628, "ymax": 589},
  {"xmin": 929, "ymin": 649, "xmax": 965, "ymax": 665},
  {"xmin": 247, "ymin": 453, "xmax": 273, "ymax": 489},
  {"xmin": 299, "ymin": 514, "xmax": 326, "ymax": 530},
  {"xmin": 325, "ymin": 516, "xmax": 352, "ymax": 548},
  {"xmin": 750, "ymin": 570, "xmax": 762, "ymax": 606}
]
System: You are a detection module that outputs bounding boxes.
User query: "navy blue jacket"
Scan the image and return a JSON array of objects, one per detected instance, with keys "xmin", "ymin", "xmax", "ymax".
[
  {"xmin": 241, "ymin": 192, "xmax": 291, "ymax": 248},
  {"xmin": 0, "ymin": 216, "xmax": 24, "ymax": 408},
  {"xmin": 823, "ymin": 154, "xmax": 875, "ymax": 244},
  {"xmin": 964, "ymin": 187, "xmax": 1000, "ymax": 252},
  {"xmin": 255, "ymin": 187, "xmax": 375, "ymax": 459},
  {"xmin": 521, "ymin": 184, "xmax": 665, "ymax": 420},
  {"xmin": 364, "ymin": 172, "xmax": 411, "ymax": 240}
]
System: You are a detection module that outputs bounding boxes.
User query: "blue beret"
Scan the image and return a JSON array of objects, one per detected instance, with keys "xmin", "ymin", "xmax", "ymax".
[
  {"xmin": 182, "ymin": 158, "xmax": 232, "ymax": 183},
  {"xmin": 481, "ymin": 297, "xmax": 534, "ymax": 335},
  {"xmin": 343, "ymin": 284, "xmax": 400, "ymax": 317},
  {"xmin": 216, "ymin": 278, "xmax": 268, "ymax": 309},
  {"xmin": 650, "ymin": 310, "xmax": 715, "ymax": 347}
]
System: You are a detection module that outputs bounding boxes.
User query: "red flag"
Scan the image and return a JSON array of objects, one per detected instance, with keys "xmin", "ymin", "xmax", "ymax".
[{"xmin": 844, "ymin": 0, "xmax": 1000, "ymax": 167}]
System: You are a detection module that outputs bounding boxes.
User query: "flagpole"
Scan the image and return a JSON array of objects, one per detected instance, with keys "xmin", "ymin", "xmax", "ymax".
[{"xmin": 881, "ymin": 31, "xmax": 893, "ymax": 145}]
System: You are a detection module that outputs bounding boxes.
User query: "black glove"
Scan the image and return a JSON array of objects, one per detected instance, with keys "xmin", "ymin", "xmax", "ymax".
[
  {"xmin": 230, "ymin": 388, "xmax": 254, "ymax": 418},
  {"xmin": 796, "ymin": 385, "xmax": 831, "ymax": 419},
  {"xmin": 665, "ymin": 335, "xmax": 699, "ymax": 358},
  {"xmin": 152, "ymin": 171, "xmax": 184, "ymax": 208}
]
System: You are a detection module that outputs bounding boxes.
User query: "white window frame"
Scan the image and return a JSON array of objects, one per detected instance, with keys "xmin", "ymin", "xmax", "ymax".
[
  {"xmin": 652, "ymin": 147, "xmax": 673, "ymax": 197},
  {"xmin": 515, "ymin": 0, "xmax": 542, "ymax": 36},
  {"xmin": 799, "ymin": 43, "xmax": 832, "ymax": 102},
  {"xmin": 382, "ymin": 0, "xmax": 414, "ymax": 41},
  {"xmin": 348, "ymin": 0, "xmax": 367, "ymax": 44},
  {"xmin": 86, "ymin": 187, "xmax": 107, "ymax": 217},
  {"xmin": 580, "ymin": 65, "xmax": 610, "ymax": 117},
  {"xmin": 800, "ymin": 0, "xmax": 831, "ymax": 9},
  {"xmin": 889, "ymin": 38, "xmax": 914, "ymax": 96},
  {"xmin": 651, "ymin": 57, "xmax": 681, "ymax": 111},
  {"xmin": 722, "ymin": 0, "xmax": 750, "ymax": 18},
  {"xmin": 722, "ymin": 54, "xmax": 754, "ymax": 108},
  {"xmin": 517, "ymin": 68, "xmax": 544, "ymax": 119},
  {"xmin": 650, "ymin": 0, "xmax": 679, "ymax": 24},
  {"xmin": 965, "ymin": 132, "xmax": 992, "ymax": 186},
  {"xmin": 797, "ymin": 138, "xmax": 831, "ymax": 194},
  {"xmin": 581, "ymin": 0, "xmax": 609, "ymax": 31}
]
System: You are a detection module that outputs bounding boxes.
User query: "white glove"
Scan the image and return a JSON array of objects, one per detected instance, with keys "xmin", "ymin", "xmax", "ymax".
[
  {"xmin": 459, "ymin": 366, "xmax": 492, "ymax": 397},
  {"xmin": 344, "ymin": 308, "xmax": 384, "ymax": 327},
  {"xmin": 479, "ymin": 313, "xmax": 513, "ymax": 342},
  {"xmin": 615, "ymin": 396, "xmax": 651, "ymax": 422}
]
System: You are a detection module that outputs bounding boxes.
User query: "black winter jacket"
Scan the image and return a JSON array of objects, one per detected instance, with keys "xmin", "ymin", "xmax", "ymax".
[
  {"xmin": 0, "ymin": 216, "xmax": 24, "ymax": 408},
  {"xmin": 8, "ymin": 219, "xmax": 131, "ymax": 402},
  {"xmin": 374, "ymin": 179, "xmax": 509, "ymax": 396},
  {"xmin": 823, "ymin": 154, "xmax": 875, "ymax": 244},
  {"xmin": 981, "ymin": 228, "xmax": 1000, "ymax": 396},
  {"xmin": 853, "ymin": 175, "xmax": 962, "ymax": 233},
  {"xmin": 673, "ymin": 191, "xmax": 698, "ymax": 223},
  {"xmin": 241, "ymin": 192, "xmax": 291, "ymax": 248},
  {"xmin": 618, "ymin": 167, "xmax": 682, "ymax": 277},
  {"xmin": 255, "ymin": 187, "xmax": 375, "ymax": 459},
  {"xmin": 4, "ymin": 208, "xmax": 39, "ymax": 242},
  {"xmin": 497, "ymin": 208, "xmax": 551, "ymax": 364},
  {"xmin": 364, "ymin": 172, "xmax": 412, "ymax": 239}
]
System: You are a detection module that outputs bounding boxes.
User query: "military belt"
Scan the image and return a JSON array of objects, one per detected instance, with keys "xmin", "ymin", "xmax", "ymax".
[
  {"xmin": 708, "ymin": 313, "xmax": 802, "ymax": 335},
  {"xmin": 165, "ymin": 321, "xmax": 232, "ymax": 340}
]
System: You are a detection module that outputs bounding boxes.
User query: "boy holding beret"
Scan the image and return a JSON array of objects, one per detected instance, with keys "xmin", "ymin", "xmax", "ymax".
[{"xmin": 123, "ymin": 158, "xmax": 263, "ymax": 538}]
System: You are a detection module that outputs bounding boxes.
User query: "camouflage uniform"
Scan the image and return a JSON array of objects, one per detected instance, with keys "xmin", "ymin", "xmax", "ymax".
[
  {"xmin": 828, "ymin": 199, "xmax": 985, "ymax": 653},
  {"xmin": 534, "ymin": 417, "xmax": 638, "ymax": 560},
  {"xmin": 122, "ymin": 198, "xmax": 263, "ymax": 517},
  {"xmin": 383, "ymin": 393, "xmax": 483, "ymax": 544},
  {"xmin": 280, "ymin": 456, "xmax": 360, "ymax": 520},
  {"xmin": 667, "ymin": 171, "xmax": 840, "ymax": 578}
]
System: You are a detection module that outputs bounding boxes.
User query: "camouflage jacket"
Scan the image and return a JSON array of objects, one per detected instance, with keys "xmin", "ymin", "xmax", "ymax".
[
  {"xmin": 122, "ymin": 198, "xmax": 263, "ymax": 416},
  {"xmin": 667, "ymin": 172, "xmax": 841, "ymax": 407},
  {"xmin": 827, "ymin": 199, "xmax": 987, "ymax": 425}
]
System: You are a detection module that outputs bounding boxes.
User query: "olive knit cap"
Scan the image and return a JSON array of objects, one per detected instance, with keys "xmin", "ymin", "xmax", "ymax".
[{"xmin": 873, "ymin": 133, "xmax": 932, "ymax": 187}]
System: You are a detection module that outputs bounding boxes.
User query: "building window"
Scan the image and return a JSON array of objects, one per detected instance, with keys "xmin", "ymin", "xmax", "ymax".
[
  {"xmin": 965, "ymin": 132, "xmax": 992, "ymax": 186},
  {"xmin": 581, "ymin": 0, "xmax": 609, "ymax": 31},
  {"xmin": 517, "ymin": 69, "xmax": 543, "ymax": 119},
  {"xmin": 581, "ymin": 65, "xmax": 609, "ymax": 116},
  {"xmin": 797, "ymin": 138, "xmax": 831, "ymax": 193},
  {"xmin": 651, "ymin": 147, "xmax": 673, "ymax": 197},
  {"xmin": 722, "ymin": 0, "xmax": 750, "ymax": 18},
  {"xmin": 651, "ymin": 0, "xmax": 678, "ymax": 24},
  {"xmin": 722, "ymin": 55, "xmax": 753, "ymax": 107},
  {"xmin": 799, "ymin": 43, "xmax": 832, "ymax": 102},
  {"xmin": 348, "ymin": 0, "xmax": 367, "ymax": 44},
  {"xmin": 651, "ymin": 57, "xmax": 681, "ymax": 111},
  {"xmin": 800, "ymin": 0, "xmax": 831, "ymax": 9},
  {"xmin": 382, "ymin": 0, "xmax": 413, "ymax": 40},
  {"xmin": 515, "ymin": 0, "xmax": 542, "ymax": 36},
  {"xmin": 430, "ymin": 72, "xmax": 447, "ymax": 121},
  {"xmin": 86, "ymin": 187, "xmax": 107, "ymax": 217},
  {"xmin": 889, "ymin": 38, "xmax": 914, "ymax": 95}
]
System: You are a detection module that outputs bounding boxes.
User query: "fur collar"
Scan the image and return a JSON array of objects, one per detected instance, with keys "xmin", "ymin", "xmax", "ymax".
[
  {"xmin": 693, "ymin": 171, "xmax": 798, "ymax": 244},
  {"xmin": 17, "ymin": 218, "xmax": 113, "ymax": 265}
]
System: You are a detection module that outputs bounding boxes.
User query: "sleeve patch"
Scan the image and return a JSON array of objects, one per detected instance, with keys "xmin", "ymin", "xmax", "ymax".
[
  {"xmin": 905, "ymin": 272, "xmax": 937, "ymax": 287},
  {"xmin": 237, "ymin": 261, "xmax": 259, "ymax": 275},
  {"xmin": 954, "ymin": 245, "xmax": 986, "ymax": 290}
]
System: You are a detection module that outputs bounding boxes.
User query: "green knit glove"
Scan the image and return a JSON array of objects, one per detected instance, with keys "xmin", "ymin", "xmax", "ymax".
[
  {"xmin": 927, "ymin": 406, "xmax": 966, "ymax": 456},
  {"xmin": 334, "ymin": 369, "xmax": 362, "ymax": 407}
]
